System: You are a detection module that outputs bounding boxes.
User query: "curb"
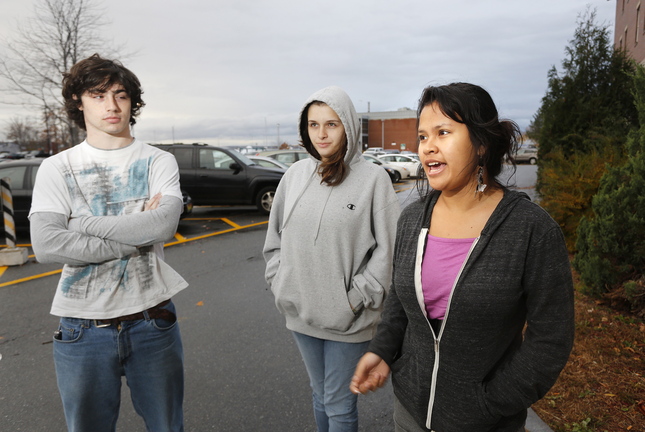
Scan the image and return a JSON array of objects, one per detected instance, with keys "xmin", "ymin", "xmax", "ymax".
[{"xmin": 526, "ymin": 408, "xmax": 553, "ymax": 432}]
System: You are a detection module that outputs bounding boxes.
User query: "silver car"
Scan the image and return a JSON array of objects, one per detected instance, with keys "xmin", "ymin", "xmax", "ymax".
[{"xmin": 514, "ymin": 147, "xmax": 538, "ymax": 165}]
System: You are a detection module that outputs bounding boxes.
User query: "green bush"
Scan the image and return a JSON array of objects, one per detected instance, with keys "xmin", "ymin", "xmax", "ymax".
[
  {"xmin": 573, "ymin": 67, "xmax": 645, "ymax": 316},
  {"xmin": 537, "ymin": 146, "xmax": 622, "ymax": 251},
  {"xmin": 529, "ymin": 8, "xmax": 635, "ymax": 251}
]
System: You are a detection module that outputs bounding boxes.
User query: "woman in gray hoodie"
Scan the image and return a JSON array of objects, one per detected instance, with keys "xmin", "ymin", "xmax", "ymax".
[
  {"xmin": 263, "ymin": 86, "xmax": 401, "ymax": 432},
  {"xmin": 350, "ymin": 83, "xmax": 574, "ymax": 432}
]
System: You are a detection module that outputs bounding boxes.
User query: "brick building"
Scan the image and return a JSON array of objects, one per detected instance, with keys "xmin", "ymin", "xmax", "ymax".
[
  {"xmin": 615, "ymin": 0, "xmax": 645, "ymax": 64},
  {"xmin": 358, "ymin": 108, "xmax": 417, "ymax": 153}
]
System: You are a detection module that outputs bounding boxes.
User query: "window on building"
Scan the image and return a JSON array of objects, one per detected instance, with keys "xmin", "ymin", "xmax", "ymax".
[
  {"xmin": 361, "ymin": 118, "xmax": 369, "ymax": 149},
  {"xmin": 637, "ymin": 6, "xmax": 640, "ymax": 44}
]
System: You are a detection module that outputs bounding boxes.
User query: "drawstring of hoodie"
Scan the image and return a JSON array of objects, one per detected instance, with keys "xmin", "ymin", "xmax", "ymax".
[
  {"xmin": 313, "ymin": 187, "xmax": 333, "ymax": 243},
  {"xmin": 279, "ymin": 164, "xmax": 335, "ymax": 245},
  {"xmin": 279, "ymin": 167, "xmax": 318, "ymax": 234}
]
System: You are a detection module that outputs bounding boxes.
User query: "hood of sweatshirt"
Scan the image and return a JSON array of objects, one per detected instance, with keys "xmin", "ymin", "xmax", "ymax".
[{"xmin": 298, "ymin": 86, "xmax": 362, "ymax": 166}]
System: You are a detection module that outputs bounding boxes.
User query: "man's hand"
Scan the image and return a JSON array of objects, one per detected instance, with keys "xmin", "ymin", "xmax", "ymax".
[
  {"xmin": 350, "ymin": 352, "xmax": 390, "ymax": 395},
  {"xmin": 145, "ymin": 193, "xmax": 162, "ymax": 211}
]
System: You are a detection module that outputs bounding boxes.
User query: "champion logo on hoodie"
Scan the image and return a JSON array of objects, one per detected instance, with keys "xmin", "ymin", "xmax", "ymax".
[{"xmin": 347, "ymin": 204, "xmax": 356, "ymax": 210}]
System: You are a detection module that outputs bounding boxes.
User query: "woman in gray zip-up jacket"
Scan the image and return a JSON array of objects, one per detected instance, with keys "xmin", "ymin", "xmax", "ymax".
[
  {"xmin": 264, "ymin": 86, "xmax": 400, "ymax": 431},
  {"xmin": 351, "ymin": 83, "xmax": 574, "ymax": 432}
]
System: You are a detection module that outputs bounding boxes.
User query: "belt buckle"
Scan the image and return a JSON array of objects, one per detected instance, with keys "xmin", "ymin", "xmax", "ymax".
[{"xmin": 93, "ymin": 320, "xmax": 112, "ymax": 328}]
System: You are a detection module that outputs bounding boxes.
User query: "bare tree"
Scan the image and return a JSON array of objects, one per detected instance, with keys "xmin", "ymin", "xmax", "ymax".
[
  {"xmin": 5, "ymin": 117, "xmax": 41, "ymax": 150},
  {"xmin": 0, "ymin": 0, "xmax": 123, "ymax": 149}
]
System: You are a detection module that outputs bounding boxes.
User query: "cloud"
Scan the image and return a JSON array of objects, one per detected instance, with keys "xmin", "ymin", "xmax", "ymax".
[{"xmin": 0, "ymin": 0, "xmax": 617, "ymax": 146}]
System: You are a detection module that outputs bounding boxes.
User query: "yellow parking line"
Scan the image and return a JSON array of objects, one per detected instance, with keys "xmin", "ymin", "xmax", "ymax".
[
  {"xmin": 0, "ymin": 266, "xmax": 6, "ymax": 278},
  {"xmin": 220, "ymin": 218, "xmax": 241, "ymax": 229},
  {"xmin": 174, "ymin": 232, "xmax": 187, "ymax": 241},
  {"xmin": 0, "ymin": 269, "xmax": 62, "ymax": 288},
  {"xmin": 165, "ymin": 221, "xmax": 268, "ymax": 246}
]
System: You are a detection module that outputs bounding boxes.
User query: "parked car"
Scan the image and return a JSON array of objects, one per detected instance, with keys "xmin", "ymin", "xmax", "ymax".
[
  {"xmin": 155, "ymin": 143, "xmax": 285, "ymax": 214},
  {"xmin": 0, "ymin": 158, "xmax": 43, "ymax": 234},
  {"xmin": 255, "ymin": 149, "xmax": 309, "ymax": 166},
  {"xmin": 362, "ymin": 153, "xmax": 409, "ymax": 183},
  {"xmin": 377, "ymin": 154, "xmax": 422, "ymax": 177},
  {"xmin": 248, "ymin": 155, "xmax": 291, "ymax": 171},
  {"xmin": 514, "ymin": 147, "xmax": 538, "ymax": 165},
  {"xmin": 25, "ymin": 150, "xmax": 50, "ymax": 158},
  {"xmin": 0, "ymin": 156, "xmax": 194, "ymax": 238},
  {"xmin": 0, "ymin": 153, "xmax": 26, "ymax": 161}
]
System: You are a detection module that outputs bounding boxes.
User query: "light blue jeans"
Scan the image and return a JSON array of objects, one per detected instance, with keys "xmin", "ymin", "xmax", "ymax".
[
  {"xmin": 53, "ymin": 301, "xmax": 184, "ymax": 432},
  {"xmin": 292, "ymin": 332, "xmax": 370, "ymax": 432}
]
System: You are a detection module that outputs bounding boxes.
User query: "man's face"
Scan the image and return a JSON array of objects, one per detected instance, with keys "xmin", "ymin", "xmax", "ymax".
[{"xmin": 78, "ymin": 83, "xmax": 132, "ymax": 138}]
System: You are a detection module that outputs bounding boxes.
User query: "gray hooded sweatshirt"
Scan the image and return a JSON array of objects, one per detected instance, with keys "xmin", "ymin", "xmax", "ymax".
[{"xmin": 263, "ymin": 86, "xmax": 401, "ymax": 343}]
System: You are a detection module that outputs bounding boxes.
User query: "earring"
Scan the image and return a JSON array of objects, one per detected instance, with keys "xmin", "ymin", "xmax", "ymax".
[{"xmin": 476, "ymin": 164, "xmax": 487, "ymax": 196}]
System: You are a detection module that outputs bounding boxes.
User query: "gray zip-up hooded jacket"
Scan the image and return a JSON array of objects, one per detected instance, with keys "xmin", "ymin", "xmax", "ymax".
[
  {"xmin": 263, "ymin": 86, "xmax": 401, "ymax": 343},
  {"xmin": 369, "ymin": 189, "xmax": 574, "ymax": 431}
]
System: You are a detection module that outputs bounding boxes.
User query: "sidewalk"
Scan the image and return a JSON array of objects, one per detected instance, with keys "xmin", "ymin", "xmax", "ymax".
[{"xmin": 526, "ymin": 408, "xmax": 553, "ymax": 432}]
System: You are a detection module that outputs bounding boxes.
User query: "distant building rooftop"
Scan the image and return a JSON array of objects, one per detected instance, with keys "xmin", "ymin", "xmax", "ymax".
[{"xmin": 358, "ymin": 108, "xmax": 416, "ymax": 120}]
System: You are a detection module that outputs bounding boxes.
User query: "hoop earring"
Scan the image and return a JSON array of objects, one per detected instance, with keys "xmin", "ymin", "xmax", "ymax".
[{"xmin": 476, "ymin": 163, "xmax": 487, "ymax": 196}]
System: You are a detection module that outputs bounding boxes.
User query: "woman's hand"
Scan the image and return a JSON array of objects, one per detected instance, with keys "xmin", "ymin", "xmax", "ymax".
[{"xmin": 350, "ymin": 352, "xmax": 390, "ymax": 395}]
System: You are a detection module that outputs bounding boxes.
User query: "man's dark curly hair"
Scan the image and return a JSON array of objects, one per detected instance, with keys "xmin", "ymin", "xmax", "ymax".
[{"xmin": 62, "ymin": 53, "xmax": 145, "ymax": 130}]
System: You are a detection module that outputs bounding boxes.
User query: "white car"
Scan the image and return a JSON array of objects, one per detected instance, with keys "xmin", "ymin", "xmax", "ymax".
[
  {"xmin": 248, "ymin": 155, "xmax": 290, "ymax": 171},
  {"xmin": 363, "ymin": 153, "xmax": 410, "ymax": 183},
  {"xmin": 377, "ymin": 154, "xmax": 422, "ymax": 177},
  {"xmin": 255, "ymin": 150, "xmax": 309, "ymax": 166}
]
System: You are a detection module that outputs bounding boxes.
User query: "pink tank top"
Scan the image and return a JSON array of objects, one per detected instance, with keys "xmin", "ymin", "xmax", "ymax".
[{"xmin": 421, "ymin": 234, "xmax": 475, "ymax": 320}]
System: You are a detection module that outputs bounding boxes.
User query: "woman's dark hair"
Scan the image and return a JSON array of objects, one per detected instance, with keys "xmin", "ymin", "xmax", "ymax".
[
  {"xmin": 415, "ymin": 82, "xmax": 521, "ymax": 195},
  {"xmin": 62, "ymin": 53, "xmax": 145, "ymax": 130},
  {"xmin": 299, "ymin": 101, "xmax": 348, "ymax": 186}
]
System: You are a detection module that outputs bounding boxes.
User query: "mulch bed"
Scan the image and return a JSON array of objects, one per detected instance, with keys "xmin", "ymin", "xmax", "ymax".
[{"xmin": 532, "ymin": 290, "xmax": 645, "ymax": 431}]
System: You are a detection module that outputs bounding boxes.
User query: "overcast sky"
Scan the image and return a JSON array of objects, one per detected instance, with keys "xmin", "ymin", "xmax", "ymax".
[{"xmin": 0, "ymin": 0, "xmax": 617, "ymax": 147}]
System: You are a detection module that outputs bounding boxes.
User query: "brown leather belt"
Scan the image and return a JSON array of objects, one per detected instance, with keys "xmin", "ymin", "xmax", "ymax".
[{"xmin": 94, "ymin": 300, "xmax": 173, "ymax": 328}]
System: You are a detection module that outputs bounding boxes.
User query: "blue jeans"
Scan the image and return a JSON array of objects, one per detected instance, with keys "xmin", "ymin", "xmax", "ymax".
[
  {"xmin": 292, "ymin": 332, "xmax": 370, "ymax": 432},
  {"xmin": 53, "ymin": 301, "xmax": 184, "ymax": 432}
]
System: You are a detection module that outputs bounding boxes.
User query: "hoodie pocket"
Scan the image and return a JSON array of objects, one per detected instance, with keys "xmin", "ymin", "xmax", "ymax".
[
  {"xmin": 301, "ymin": 275, "xmax": 357, "ymax": 332},
  {"xmin": 432, "ymin": 373, "xmax": 498, "ymax": 430},
  {"xmin": 271, "ymin": 264, "xmax": 301, "ymax": 317}
]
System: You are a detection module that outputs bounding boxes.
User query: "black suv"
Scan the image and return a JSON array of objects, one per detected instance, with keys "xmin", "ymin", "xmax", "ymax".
[{"xmin": 153, "ymin": 143, "xmax": 285, "ymax": 214}]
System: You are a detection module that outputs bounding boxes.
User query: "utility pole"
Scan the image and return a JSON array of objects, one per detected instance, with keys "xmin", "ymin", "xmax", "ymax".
[{"xmin": 277, "ymin": 123, "xmax": 280, "ymax": 146}]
